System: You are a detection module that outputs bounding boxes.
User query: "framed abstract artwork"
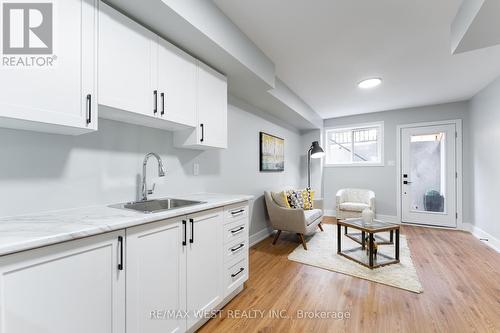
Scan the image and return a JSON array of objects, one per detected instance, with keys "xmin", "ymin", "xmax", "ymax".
[{"xmin": 259, "ymin": 132, "xmax": 284, "ymax": 172}]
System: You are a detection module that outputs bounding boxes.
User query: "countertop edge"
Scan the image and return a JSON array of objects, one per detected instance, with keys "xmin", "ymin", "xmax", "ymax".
[{"xmin": 0, "ymin": 194, "xmax": 254, "ymax": 257}]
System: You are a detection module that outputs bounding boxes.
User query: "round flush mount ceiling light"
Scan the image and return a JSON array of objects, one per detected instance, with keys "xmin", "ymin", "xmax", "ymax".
[{"xmin": 358, "ymin": 78, "xmax": 382, "ymax": 89}]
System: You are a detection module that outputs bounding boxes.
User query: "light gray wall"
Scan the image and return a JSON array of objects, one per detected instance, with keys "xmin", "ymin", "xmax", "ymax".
[
  {"xmin": 470, "ymin": 76, "xmax": 500, "ymax": 240},
  {"xmin": 322, "ymin": 101, "xmax": 471, "ymax": 222},
  {"xmin": 0, "ymin": 97, "xmax": 305, "ymax": 238}
]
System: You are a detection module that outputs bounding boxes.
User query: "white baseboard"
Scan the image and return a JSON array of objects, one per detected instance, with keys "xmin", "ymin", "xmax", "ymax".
[
  {"xmin": 323, "ymin": 209, "xmax": 336, "ymax": 217},
  {"xmin": 376, "ymin": 214, "xmax": 400, "ymax": 224},
  {"xmin": 249, "ymin": 227, "xmax": 273, "ymax": 247},
  {"xmin": 461, "ymin": 223, "xmax": 472, "ymax": 232},
  {"xmin": 463, "ymin": 223, "xmax": 500, "ymax": 253}
]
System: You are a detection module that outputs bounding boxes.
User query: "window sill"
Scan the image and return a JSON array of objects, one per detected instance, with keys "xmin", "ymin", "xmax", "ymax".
[{"xmin": 324, "ymin": 163, "xmax": 385, "ymax": 168}]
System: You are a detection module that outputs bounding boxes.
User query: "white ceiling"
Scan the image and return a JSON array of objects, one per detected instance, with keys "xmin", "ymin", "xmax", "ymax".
[{"xmin": 214, "ymin": 0, "xmax": 500, "ymax": 119}]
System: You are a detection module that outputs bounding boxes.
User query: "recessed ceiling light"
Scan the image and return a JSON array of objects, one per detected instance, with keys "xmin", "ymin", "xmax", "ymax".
[{"xmin": 358, "ymin": 78, "xmax": 382, "ymax": 89}]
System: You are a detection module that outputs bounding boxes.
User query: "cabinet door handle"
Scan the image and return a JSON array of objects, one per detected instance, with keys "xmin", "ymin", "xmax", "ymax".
[
  {"xmin": 231, "ymin": 267, "xmax": 244, "ymax": 278},
  {"xmin": 189, "ymin": 218, "xmax": 194, "ymax": 244},
  {"xmin": 118, "ymin": 236, "xmax": 124, "ymax": 271},
  {"xmin": 230, "ymin": 243, "xmax": 245, "ymax": 252},
  {"xmin": 230, "ymin": 226, "xmax": 245, "ymax": 234},
  {"xmin": 161, "ymin": 92, "xmax": 165, "ymax": 116},
  {"xmin": 153, "ymin": 90, "xmax": 158, "ymax": 114},
  {"xmin": 182, "ymin": 220, "xmax": 187, "ymax": 246},
  {"xmin": 231, "ymin": 209, "xmax": 245, "ymax": 215},
  {"xmin": 86, "ymin": 94, "xmax": 92, "ymax": 125},
  {"xmin": 200, "ymin": 123, "xmax": 204, "ymax": 143}
]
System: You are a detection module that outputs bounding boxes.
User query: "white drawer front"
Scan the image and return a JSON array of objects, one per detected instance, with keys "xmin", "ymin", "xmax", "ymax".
[
  {"xmin": 224, "ymin": 238, "xmax": 248, "ymax": 265},
  {"xmin": 223, "ymin": 219, "xmax": 248, "ymax": 244},
  {"xmin": 224, "ymin": 257, "xmax": 248, "ymax": 297},
  {"xmin": 224, "ymin": 203, "xmax": 249, "ymax": 223}
]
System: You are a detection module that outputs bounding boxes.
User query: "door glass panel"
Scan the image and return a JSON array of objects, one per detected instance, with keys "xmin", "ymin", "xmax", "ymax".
[{"xmin": 409, "ymin": 133, "xmax": 446, "ymax": 213}]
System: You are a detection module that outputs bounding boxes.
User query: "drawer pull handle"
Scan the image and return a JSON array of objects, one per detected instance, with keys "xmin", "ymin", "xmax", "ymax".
[
  {"xmin": 230, "ymin": 226, "xmax": 245, "ymax": 234},
  {"xmin": 231, "ymin": 243, "xmax": 245, "ymax": 252},
  {"xmin": 231, "ymin": 267, "xmax": 244, "ymax": 278},
  {"xmin": 231, "ymin": 209, "xmax": 245, "ymax": 215}
]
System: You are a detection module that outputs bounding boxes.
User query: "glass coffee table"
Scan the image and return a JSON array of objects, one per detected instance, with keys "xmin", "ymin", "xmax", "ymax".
[{"xmin": 337, "ymin": 218, "xmax": 400, "ymax": 269}]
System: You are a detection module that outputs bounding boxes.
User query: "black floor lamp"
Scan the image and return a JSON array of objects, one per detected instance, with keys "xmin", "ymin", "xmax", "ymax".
[{"xmin": 307, "ymin": 141, "xmax": 325, "ymax": 188}]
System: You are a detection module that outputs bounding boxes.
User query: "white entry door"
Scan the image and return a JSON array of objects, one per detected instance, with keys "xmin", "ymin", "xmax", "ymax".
[{"xmin": 401, "ymin": 123, "xmax": 457, "ymax": 227}]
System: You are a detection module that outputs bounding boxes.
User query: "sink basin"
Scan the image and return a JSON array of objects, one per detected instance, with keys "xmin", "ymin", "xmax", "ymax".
[{"xmin": 110, "ymin": 198, "xmax": 205, "ymax": 213}]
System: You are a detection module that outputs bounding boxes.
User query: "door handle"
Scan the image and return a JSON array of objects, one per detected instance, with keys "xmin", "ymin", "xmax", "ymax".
[
  {"xmin": 200, "ymin": 123, "xmax": 204, "ymax": 143},
  {"xmin": 161, "ymin": 92, "xmax": 165, "ymax": 116},
  {"xmin": 182, "ymin": 220, "xmax": 187, "ymax": 246},
  {"xmin": 117, "ymin": 236, "xmax": 124, "ymax": 271},
  {"xmin": 153, "ymin": 90, "xmax": 158, "ymax": 114},
  {"xmin": 403, "ymin": 181, "xmax": 413, "ymax": 185},
  {"xmin": 86, "ymin": 94, "xmax": 92, "ymax": 125},
  {"xmin": 189, "ymin": 218, "xmax": 194, "ymax": 244},
  {"xmin": 231, "ymin": 209, "xmax": 245, "ymax": 215}
]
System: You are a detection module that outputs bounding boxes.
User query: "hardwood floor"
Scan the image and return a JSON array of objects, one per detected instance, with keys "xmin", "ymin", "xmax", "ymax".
[{"xmin": 199, "ymin": 217, "xmax": 500, "ymax": 332}]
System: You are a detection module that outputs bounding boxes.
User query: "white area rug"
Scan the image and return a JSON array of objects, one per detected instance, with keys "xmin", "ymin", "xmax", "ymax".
[{"xmin": 288, "ymin": 224, "xmax": 423, "ymax": 293}]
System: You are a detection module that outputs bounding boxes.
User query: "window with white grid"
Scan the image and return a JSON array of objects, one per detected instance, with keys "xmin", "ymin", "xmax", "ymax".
[{"xmin": 325, "ymin": 122, "xmax": 384, "ymax": 166}]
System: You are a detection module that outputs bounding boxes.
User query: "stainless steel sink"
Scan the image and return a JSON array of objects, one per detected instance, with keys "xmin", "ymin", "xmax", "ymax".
[{"xmin": 110, "ymin": 198, "xmax": 205, "ymax": 213}]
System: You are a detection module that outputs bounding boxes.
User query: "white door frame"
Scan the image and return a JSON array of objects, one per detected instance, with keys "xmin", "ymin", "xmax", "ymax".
[{"xmin": 396, "ymin": 119, "xmax": 463, "ymax": 229}]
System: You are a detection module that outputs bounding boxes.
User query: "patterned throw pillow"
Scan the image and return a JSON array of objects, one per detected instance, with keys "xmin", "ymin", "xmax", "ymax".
[
  {"xmin": 301, "ymin": 188, "xmax": 314, "ymax": 210},
  {"xmin": 288, "ymin": 191, "xmax": 303, "ymax": 209},
  {"xmin": 286, "ymin": 188, "xmax": 315, "ymax": 210}
]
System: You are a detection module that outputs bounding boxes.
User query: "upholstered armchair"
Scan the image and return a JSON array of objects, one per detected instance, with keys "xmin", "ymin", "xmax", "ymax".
[
  {"xmin": 264, "ymin": 191, "xmax": 323, "ymax": 250},
  {"xmin": 336, "ymin": 188, "xmax": 375, "ymax": 220}
]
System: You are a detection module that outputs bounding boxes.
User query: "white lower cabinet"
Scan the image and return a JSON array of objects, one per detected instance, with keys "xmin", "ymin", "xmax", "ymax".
[
  {"xmin": 0, "ymin": 203, "xmax": 248, "ymax": 333},
  {"xmin": 126, "ymin": 218, "xmax": 187, "ymax": 333},
  {"xmin": 225, "ymin": 257, "xmax": 249, "ymax": 297},
  {"xmin": 186, "ymin": 209, "xmax": 224, "ymax": 329},
  {"xmin": 0, "ymin": 231, "xmax": 125, "ymax": 333}
]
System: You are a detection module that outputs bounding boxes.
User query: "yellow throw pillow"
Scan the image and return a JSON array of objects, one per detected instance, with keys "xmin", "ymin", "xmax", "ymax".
[{"xmin": 271, "ymin": 191, "xmax": 291, "ymax": 208}]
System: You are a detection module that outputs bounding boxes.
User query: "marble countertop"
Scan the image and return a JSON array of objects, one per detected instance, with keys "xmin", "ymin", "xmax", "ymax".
[{"xmin": 0, "ymin": 193, "xmax": 253, "ymax": 257}]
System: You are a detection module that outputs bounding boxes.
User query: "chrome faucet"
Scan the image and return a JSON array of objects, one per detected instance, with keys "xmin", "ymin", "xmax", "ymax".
[{"xmin": 141, "ymin": 152, "xmax": 166, "ymax": 201}]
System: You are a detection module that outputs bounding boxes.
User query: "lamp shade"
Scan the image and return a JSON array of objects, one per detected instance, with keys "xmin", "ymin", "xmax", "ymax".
[{"xmin": 310, "ymin": 141, "xmax": 325, "ymax": 159}]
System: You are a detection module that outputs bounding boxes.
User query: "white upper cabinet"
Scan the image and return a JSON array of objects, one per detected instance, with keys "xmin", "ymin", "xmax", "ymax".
[
  {"xmin": 98, "ymin": 2, "xmax": 156, "ymax": 119},
  {"xmin": 98, "ymin": 4, "xmax": 227, "ymax": 145},
  {"xmin": 0, "ymin": 0, "xmax": 97, "ymax": 135},
  {"xmin": 174, "ymin": 62, "xmax": 228, "ymax": 149},
  {"xmin": 197, "ymin": 62, "xmax": 228, "ymax": 149},
  {"xmin": 157, "ymin": 38, "xmax": 197, "ymax": 127},
  {"xmin": 99, "ymin": 3, "xmax": 197, "ymax": 131}
]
